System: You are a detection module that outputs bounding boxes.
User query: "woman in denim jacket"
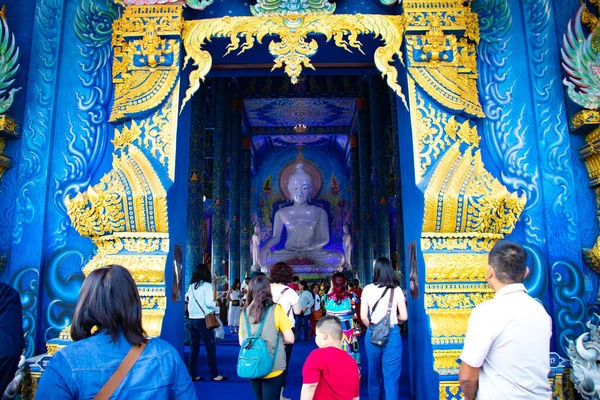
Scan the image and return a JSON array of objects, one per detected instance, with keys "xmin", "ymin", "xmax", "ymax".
[
  {"xmin": 185, "ymin": 264, "xmax": 227, "ymax": 382},
  {"xmin": 36, "ymin": 265, "xmax": 195, "ymax": 400}
]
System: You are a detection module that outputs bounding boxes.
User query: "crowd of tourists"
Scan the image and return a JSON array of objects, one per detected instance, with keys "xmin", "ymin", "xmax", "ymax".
[
  {"xmin": 184, "ymin": 257, "xmax": 407, "ymax": 400},
  {"xmin": 0, "ymin": 240, "xmax": 553, "ymax": 400}
]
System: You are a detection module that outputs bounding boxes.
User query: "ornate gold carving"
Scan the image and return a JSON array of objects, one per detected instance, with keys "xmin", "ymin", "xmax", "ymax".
[
  {"xmin": 428, "ymin": 309, "xmax": 470, "ymax": 342},
  {"xmin": 84, "ymin": 254, "xmax": 167, "ymax": 283},
  {"xmin": 421, "ymin": 232, "xmax": 501, "ymax": 251},
  {"xmin": 0, "ymin": 114, "xmax": 19, "ymax": 137},
  {"xmin": 424, "ymin": 252, "xmax": 489, "ymax": 282},
  {"xmin": 570, "ymin": 110, "xmax": 600, "ymax": 131},
  {"xmin": 67, "ymin": 90, "xmax": 176, "ymax": 238},
  {"xmin": 94, "ymin": 233, "xmax": 170, "ymax": 256},
  {"xmin": 425, "ymin": 291, "xmax": 493, "ymax": 309},
  {"xmin": 433, "ymin": 350, "xmax": 462, "ymax": 375},
  {"xmin": 407, "ymin": 37, "xmax": 483, "ymax": 117},
  {"xmin": 111, "ymin": 38, "xmax": 180, "ymax": 122},
  {"xmin": 439, "ymin": 381, "xmax": 462, "ymax": 400},
  {"xmin": 139, "ymin": 287, "xmax": 167, "ymax": 309},
  {"xmin": 581, "ymin": 5, "xmax": 599, "ymax": 32},
  {"xmin": 422, "ymin": 143, "xmax": 526, "ymax": 235},
  {"xmin": 0, "ymin": 137, "xmax": 11, "ymax": 180},
  {"xmin": 182, "ymin": 13, "xmax": 407, "ymax": 110},
  {"xmin": 113, "ymin": 5, "xmax": 183, "ymax": 38},
  {"xmin": 65, "ymin": 174, "xmax": 127, "ymax": 237},
  {"xmin": 110, "ymin": 5, "xmax": 182, "ymax": 122},
  {"xmin": 410, "ymin": 87, "xmax": 481, "ymax": 181},
  {"xmin": 143, "ymin": 309, "xmax": 166, "ymax": 338},
  {"xmin": 576, "ymin": 121, "xmax": 600, "ymax": 274}
]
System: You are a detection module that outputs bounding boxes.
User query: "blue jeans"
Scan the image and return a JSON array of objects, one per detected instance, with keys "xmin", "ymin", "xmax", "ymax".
[
  {"xmin": 295, "ymin": 314, "xmax": 310, "ymax": 341},
  {"xmin": 365, "ymin": 326, "xmax": 402, "ymax": 400},
  {"xmin": 190, "ymin": 318, "xmax": 219, "ymax": 378}
]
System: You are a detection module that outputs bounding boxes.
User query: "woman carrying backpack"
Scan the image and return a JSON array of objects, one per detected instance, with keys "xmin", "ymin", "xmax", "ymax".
[{"xmin": 238, "ymin": 275, "xmax": 295, "ymax": 400}]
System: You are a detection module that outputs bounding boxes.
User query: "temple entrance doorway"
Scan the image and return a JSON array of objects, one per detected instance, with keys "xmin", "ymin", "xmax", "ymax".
[
  {"xmin": 186, "ymin": 74, "xmax": 406, "ymax": 288},
  {"xmin": 183, "ymin": 73, "xmax": 410, "ymax": 399}
]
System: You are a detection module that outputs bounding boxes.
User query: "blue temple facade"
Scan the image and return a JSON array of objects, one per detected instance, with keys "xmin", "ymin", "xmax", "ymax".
[{"xmin": 1, "ymin": 0, "xmax": 599, "ymax": 398}]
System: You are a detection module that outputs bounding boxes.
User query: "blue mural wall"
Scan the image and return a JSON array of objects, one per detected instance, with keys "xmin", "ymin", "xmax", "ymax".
[
  {"xmin": 473, "ymin": 0, "xmax": 599, "ymax": 357},
  {"xmin": 251, "ymin": 138, "xmax": 351, "ymax": 259},
  {"xmin": 1, "ymin": 0, "xmax": 117, "ymax": 356}
]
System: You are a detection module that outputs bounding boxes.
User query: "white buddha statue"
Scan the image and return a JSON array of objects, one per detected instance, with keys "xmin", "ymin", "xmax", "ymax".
[
  {"xmin": 259, "ymin": 163, "xmax": 345, "ymax": 268},
  {"xmin": 342, "ymin": 224, "xmax": 352, "ymax": 270},
  {"xmin": 251, "ymin": 225, "xmax": 260, "ymax": 268}
]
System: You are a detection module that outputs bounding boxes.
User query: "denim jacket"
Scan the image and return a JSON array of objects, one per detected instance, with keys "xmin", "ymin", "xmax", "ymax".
[{"xmin": 35, "ymin": 331, "xmax": 196, "ymax": 400}]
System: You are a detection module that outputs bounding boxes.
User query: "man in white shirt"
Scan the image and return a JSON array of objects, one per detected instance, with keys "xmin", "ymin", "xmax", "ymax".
[{"xmin": 459, "ymin": 240, "xmax": 552, "ymax": 400}]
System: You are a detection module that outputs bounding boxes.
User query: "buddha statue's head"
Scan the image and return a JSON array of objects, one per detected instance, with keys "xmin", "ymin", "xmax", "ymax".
[{"xmin": 287, "ymin": 163, "xmax": 312, "ymax": 205}]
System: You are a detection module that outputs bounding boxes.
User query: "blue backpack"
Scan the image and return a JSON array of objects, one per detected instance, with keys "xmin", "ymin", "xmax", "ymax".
[{"xmin": 237, "ymin": 305, "xmax": 280, "ymax": 379}]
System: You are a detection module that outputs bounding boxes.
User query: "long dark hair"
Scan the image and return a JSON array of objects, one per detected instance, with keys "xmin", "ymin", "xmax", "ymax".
[
  {"xmin": 191, "ymin": 264, "xmax": 212, "ymax": 288},
  {"xmin": 329, "ymin": 272, "xmax": 350, "ymax": 303},
  {"xmin": 232, "ymin": 278, "xmax": 241, "ymax": 290},
  {"xmin": 244, "ymin": 275, "xmax": 274, "ymax": 323},
  {"xmin": 373, "ymin": 257, "xmax": 399, "ymax": 288},
  {"xmin": 71, "ymin": 265, "xmax": 146, "ymax": 346}
]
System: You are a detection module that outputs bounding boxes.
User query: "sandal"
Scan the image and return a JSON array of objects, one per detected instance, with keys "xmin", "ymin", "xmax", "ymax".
[
  {"xmin": 211, "ymin": 376, "xmax": 229, "ymax": 382},
  {"xmin": 192, "ymin": 376, "xmax": 204, "ymax": 381}
]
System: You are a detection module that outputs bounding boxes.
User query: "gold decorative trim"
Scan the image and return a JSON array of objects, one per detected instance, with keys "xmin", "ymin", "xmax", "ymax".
[
  {"xmin": 143, "ymin": 309, "xmax": 166, "ymax": 337},
  {"xmin": 182, "ymin": 13, "xmax": 407, "ymax": 111},
  {"xmin": 0, "ymin": 114, "xmax": 19, "ymax": 138},
  {"xmin": 421, "ymin": 232, "xmax": 501, "ymax": 251},
  {"xmin": 439, "ymin": 380, "xmax": 462, "ymax": 400},
  {"xmin": 113, "ymin": 5, "xmax": 183, "ymax": 38},
  {"xmin": 433, "ymin": 350, "xmax": 462, "ymax": 375},
  {"xmin": 426, "ymin": 291, "xmax": 493, "ymax": 309},
  {"xmin": 424, "ymin": 252, "xmax": 489, "ymax": 282},
  {"xmin": 83, "ymin": 253, "xmax": 167, "ymax": 283},
  {"xmin": 570, "ymin": 109, "xmax": 600, "ymax": 131},
  {"xmin": 428, "ymin": 309, "xmax": 470, "ymax": 342},
  {"xmin": 404, "ymin": 1, "xmax": 480, "ymax": 43}
]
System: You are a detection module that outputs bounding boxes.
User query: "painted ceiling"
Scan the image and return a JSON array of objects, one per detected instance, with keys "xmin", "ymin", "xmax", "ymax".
[{"xmin": 243, "ymin": 98, "xmax": 357, "ymax": 128}]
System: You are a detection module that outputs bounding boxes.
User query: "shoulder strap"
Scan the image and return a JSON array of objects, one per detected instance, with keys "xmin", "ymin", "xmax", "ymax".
[
  {"xmin": 93, "ymin": 341, "xmax": 147, "ymax": 400},
  {"xmin": 243, "ymin": 309, "xmax": 252, "ymax": 337},
  {"xmin": 370, "ymin": 287, "xmax": 389, "ymax": 317},
  {"xmin": 270, "ymin": 332, "xmax": 281, "ymax": 371},
  {"xmin": 254, "ymin": 305, "xmax": 273, "ymax": 337},
  {"xmin": 384, "ymin": 288, "xmax": 395, "ymax": 317},
  {"xmin": 275, "ymin": 287, "xmax": 289, "ymax": 303},
  {"xmin": 243, "ymin": 305, "xmax": 273, "ymax": 338},
  {"xmin": 191, "ymin": 288, "xmax": 207, "ymax": 315}
]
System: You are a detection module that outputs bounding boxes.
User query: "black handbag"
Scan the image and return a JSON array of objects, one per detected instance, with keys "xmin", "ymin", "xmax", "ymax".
[{"xmin": 369, "ymin": 287, "xmax": 395, "ymax": 347}]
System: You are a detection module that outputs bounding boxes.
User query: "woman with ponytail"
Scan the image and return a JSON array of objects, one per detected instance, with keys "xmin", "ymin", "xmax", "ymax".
[{"xmin": 323, "ymin": 272, "xmax": 360, "ymax": 365}]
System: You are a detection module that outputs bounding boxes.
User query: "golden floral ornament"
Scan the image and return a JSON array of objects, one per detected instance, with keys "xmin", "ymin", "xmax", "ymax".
[{"xmin": 181, "ymin": 13, "xmax": 408, "ymax": 111}]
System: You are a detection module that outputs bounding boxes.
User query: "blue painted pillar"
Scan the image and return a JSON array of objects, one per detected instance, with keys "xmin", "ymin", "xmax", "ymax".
[
  {"xmin": 229, "ymin": 85, "xmax": 242, "ymax": 284},
  {"xmin": 212, "ymin": 78, "xmax": 229, "ymax": 277},
  {"xmin": 185, "ymin": 85, "xmax": 207, "ymax": 288},
  {"xmin": 369, "ymin": 76, "xmax": 391, "ymax": 260},
  {"xmin": 390, "ymin": 88, "xmax": 406, "ymax": 288},
  {"xmin": 8, "ymin": 0, "xmax": 68, "ymax": 356},
  {"xmin": 357, "ymin": 81, "xmax": 373, "ymax": 284},
  {"xmin": 350, "ymin": 133, "xmax": 362, "ymax": 279},
  {"xmin": 240, "ymin": 122, "xmax": 252, "ymax": 277}
]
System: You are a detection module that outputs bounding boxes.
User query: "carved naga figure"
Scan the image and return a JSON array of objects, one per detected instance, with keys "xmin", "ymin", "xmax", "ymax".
[{"xmin": 567, "ymin": 319, "xmax": 600, "ymax": 399}]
